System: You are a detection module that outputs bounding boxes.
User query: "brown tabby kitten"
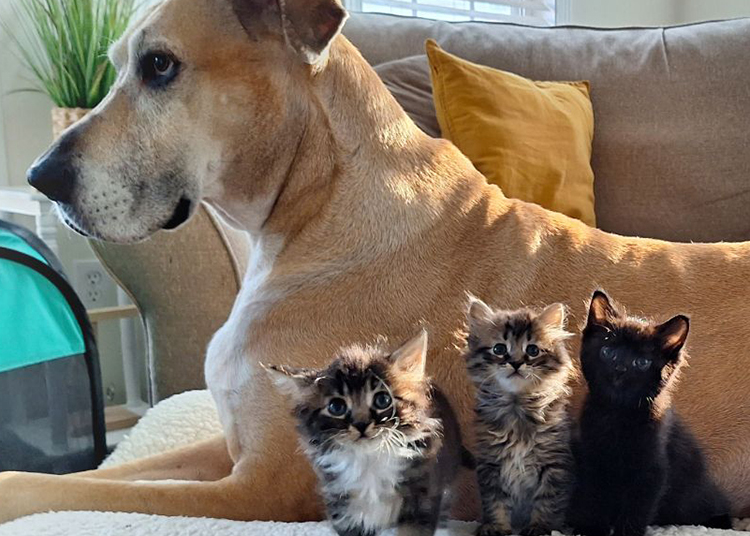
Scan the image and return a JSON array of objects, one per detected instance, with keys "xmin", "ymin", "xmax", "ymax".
[
  {"xmin": 265, "ymin": 331, "xmax": 470, "ymax": 536},
  {"xmin": 464, "ymin": 297, "xmax": 575, "ymax": 536}
]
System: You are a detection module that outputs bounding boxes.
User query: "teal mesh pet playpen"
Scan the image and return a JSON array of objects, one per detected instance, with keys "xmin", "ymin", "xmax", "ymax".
[{"xmin": 0, "ymin": 219, "xmax": 105, "ymax": 473}]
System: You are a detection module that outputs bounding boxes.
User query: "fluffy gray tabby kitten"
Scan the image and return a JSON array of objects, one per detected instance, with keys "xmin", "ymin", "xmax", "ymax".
[
  {"xmin": 464, "ymin": 298, "xmax": 575, "ymax": 536},
  {"xmin": 265, "ymin": 331, "xmax": 470, "ymax": 536}
]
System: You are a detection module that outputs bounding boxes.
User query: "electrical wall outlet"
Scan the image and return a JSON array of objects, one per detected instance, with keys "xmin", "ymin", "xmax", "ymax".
[{"xmin": 74, "ymin": 259, "xmax": 115, "ymax": 309}]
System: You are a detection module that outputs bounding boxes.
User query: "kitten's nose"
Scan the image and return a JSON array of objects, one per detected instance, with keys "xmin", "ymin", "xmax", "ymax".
[
  {"xmin": 510, "ymin": 362, "xmax": 522, "ymax": 371},
  {"xmin": 353, "ymin": 422, "xmax": 369, "ymax": 436},
  {"xmin": 614, "ymin": 364, "xmax": 627, "ymax": 374}
]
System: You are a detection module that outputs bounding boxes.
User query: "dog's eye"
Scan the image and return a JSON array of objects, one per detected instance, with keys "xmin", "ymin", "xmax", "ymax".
[
  {"xmin": 140, "ymin": 52, "xmax": 180, "ymax": 87},
  {"xmin": 327, "ymin": 398, "xmax": 347, "ymax": 417},
  {"xmin": 525, "ymin": 344, "xmax": 540, "ymax": 357}
]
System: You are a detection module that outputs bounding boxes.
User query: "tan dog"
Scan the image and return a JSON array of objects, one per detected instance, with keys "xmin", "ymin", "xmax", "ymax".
[{"xmin": 3, "ymin": 0, "xmax": 750, "ymax": 525}]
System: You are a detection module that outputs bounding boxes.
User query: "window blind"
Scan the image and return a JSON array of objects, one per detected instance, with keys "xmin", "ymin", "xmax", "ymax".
[{"xmin": 346, "ymin": 0, "xmax": 557, "ymax": 26}]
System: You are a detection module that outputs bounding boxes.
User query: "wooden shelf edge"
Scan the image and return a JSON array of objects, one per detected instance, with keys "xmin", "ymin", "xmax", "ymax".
[
  {"xmin": 88, "ymin": 304, "xmax": 139, "ymax": 324},
  {"xmin": 104, "ymin": 404, "xmax": 142, "ymax": 432}
]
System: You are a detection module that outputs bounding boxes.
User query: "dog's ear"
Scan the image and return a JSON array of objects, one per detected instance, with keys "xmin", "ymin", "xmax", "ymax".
[
  {"xmin": 231, "ymin": 0, "xmax": 348, "ymax": 65},
  {"xmin": 230, "ymin": 0, "xmax": 283, "ymax": 41},
  {"xmin": 281, "ymin": 0, "xmax": 348, "ymax": 64}
]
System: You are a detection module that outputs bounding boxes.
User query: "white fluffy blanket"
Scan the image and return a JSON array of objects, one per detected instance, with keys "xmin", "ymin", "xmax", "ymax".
[{"xmin": 1, "ymin": 391, "xmax": 747, "ymax": 536}]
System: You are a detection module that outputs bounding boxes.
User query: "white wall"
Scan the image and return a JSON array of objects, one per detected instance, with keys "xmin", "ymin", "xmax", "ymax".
[
  {"xmin": 569, "ymin": 0, "xmax": 680, "ymax": 26},
  {"xmin": 676, "ymin": 0, "xmax": 750, "ymax": 24},
  {"xmin": 568, "ymin": 0, "xmax": 750, "ymax": 27},
  {"xmin": 0, "ymin": 75, "xmax": 7, "ymax": 182},
  {"xmin": 0, "ymin": 2, "xmax": 54, "ymax": 188}
]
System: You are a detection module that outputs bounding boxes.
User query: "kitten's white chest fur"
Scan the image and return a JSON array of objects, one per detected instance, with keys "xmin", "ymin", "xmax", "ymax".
[{"xmin": 315, "ymin": 441, "xmax": 413, "ymax": 532}]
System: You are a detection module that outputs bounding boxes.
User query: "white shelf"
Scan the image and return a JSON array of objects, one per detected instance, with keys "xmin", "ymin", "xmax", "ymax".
[{"xmin": 0, "ymin": 186, "xmax": 59, "ymax": 255}]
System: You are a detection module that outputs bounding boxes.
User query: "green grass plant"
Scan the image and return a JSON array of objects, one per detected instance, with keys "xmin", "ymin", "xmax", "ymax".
[{"xmin": 3, "ymin": 0, "xmax": 137, "ymax": 108}]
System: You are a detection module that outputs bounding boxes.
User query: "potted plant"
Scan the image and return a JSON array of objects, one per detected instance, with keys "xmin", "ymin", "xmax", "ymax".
[{"xmin": 3, "ymin": 0, "xmax": 136, "ymax": 140}]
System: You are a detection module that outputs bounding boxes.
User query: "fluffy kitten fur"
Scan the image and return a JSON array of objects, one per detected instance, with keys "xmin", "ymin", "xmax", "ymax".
[
  {"xmin": 464, "ymin": 298, "xmax": 575, "ymax": 536},
  {"xmin": 265, "ymin": 331, "xmax": 468, "ymax": 536},
  {"xmin": 568, "ymin": 291, "xmax": 732, "ymax": 536}
]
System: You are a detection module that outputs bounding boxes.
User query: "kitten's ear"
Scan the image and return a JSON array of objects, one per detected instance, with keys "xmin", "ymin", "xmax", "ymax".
[
  {"xmin": 538, "ymin": 303, "xmax": 566, "ymax": 330},
  {"xmin": 656, "ymin": 315, "xmax": 690, "ymax": 356},
  {"xmin": 587, "ymin": 290, "xmax": 618, "ymax": 328},
  {"xmin": 390, "ymin": 330, "xmax": 428, "ymax": 382},
  {"xmin": 467, "ymin": 295, "xmax": 494, "ymax": 329},
  {"xmin": 262, "ymin": 363, "xmax": 317, "ymax": 401}
]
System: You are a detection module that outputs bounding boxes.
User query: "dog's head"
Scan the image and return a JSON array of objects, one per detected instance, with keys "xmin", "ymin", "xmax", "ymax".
[{"xmin": 27, "ymin": 0, "xmax": 347, "ymax": 243}]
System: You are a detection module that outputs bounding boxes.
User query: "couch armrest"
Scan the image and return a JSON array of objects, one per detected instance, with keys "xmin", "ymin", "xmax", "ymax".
[{"xmin": 91, "ymin": 204, "xmax": 250, "ymax": 402}]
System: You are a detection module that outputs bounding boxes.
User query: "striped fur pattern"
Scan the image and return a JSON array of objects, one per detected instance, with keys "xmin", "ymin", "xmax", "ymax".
[
  {"xmin": 265, "ymin": 331, "xmax": 467, "ymax": 536},
  {"xmin": 464, "ymin": 298, "xmax": 575, "ymax": 536}
]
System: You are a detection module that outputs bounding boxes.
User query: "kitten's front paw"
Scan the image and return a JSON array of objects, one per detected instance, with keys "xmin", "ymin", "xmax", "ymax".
[
  {"xmin": 612, "ymin": 524, "xmax": 646, "ymax": 536},
  {"xmin": 520, "ymin": 525, "xmax": 552, "ymax": 536},
  {"xmin": 571, "ymin": 524, "xmax": 611, "ymax": 536},
  {"xmin": 476, "ymin": 523, "xmax": 511, "ymax": 536},
  {"xmin": 395, "ymin": 524, "xmax": 436, "ymax": 536}
]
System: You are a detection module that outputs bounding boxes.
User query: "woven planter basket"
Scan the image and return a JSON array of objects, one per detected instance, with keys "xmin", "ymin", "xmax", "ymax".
[{"xmin": 51, "ymin": 107, "xmax": 90, "ymax": 141}]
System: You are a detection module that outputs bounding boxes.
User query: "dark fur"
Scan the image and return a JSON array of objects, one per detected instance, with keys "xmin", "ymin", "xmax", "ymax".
[
  {"xmin": 266, "ymin": 334, "xmax": 469, "ymax": 536},
  {"xmin": 568, "ymin": 291, "xmax": 732, "ymax": 536}
]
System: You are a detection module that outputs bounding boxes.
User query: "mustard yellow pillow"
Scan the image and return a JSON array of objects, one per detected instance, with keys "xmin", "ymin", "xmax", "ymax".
[{"xmin": 426, "ymin": 39, "xmax": 596, "ymax": 226}]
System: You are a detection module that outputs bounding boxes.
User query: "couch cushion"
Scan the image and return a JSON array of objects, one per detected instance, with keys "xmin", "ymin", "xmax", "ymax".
[
  {"xmin": 375, "ymin": 56, "xmax": 440, "ymax": 138},
  {"xmin": 344, "ymin": 15, "xmax": 750, "ymax": 243},
  {"xmin": 426, "ymin": 40, "xmax": 596, "ymax": 226}
]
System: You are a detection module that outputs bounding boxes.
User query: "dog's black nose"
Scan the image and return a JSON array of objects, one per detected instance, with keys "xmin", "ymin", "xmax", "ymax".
[{"xmin": 27, "ymin": 136, "xmax": 78, "ymax": 204}]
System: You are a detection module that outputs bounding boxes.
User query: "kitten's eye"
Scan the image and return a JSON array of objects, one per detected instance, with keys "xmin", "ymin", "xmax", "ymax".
[
  {"xmin": 634, "ymin": 357, "xmax": 652, "ymax": 371},
  {"xmin": 327, "ymin": 398, "xmax": 347, "ymax": 417},
  {"xmin": 600, "ymin": 346, "xmax": 615, "ymax": 360},
  {"xmin": 492, "ymin": 343, "xmax": 508, "ymax": 356},
  {"xmin": 373, "ymin": 392, "xmax": 392, "ymax": 410},
  {"xmin": 525, "ymin": 344, "xmax": 540, "ymax": 357}
]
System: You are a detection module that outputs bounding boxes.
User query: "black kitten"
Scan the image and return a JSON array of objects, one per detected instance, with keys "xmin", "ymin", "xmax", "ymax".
[{"xmin": 568, "ymin": 291, "xmax": 732, "ymax": 536}]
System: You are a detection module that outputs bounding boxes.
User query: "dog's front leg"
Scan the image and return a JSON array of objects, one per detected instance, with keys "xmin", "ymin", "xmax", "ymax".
[
  {"xmin": 0, "ymin": 469, "xmax": 308, "ymax": 525},
  {"xmin": 0, "ymin": 471, "xmax": 236, "ymax": 524},
  {"xmin": 0, "ymin": 438, "xmax": 322, "ymax": 524},
  {"xmin": 75, "ymin": 434, "xmax": 233, "ymax": 482}
]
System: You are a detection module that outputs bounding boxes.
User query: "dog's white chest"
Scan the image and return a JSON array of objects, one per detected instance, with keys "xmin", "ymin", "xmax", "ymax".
[
  {"xmin": 204, "ymin": 236, "xmax": 280, "ymax": 455},
  {"xmin": 316, "ymin": 445, "xmax": 408, "ymax": 532}
]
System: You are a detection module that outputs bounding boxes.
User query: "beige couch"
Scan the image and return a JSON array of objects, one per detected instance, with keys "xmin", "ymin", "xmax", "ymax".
[{"xmin": 93, "ymin": 14, "xmax": 750, "ymax": 403}]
